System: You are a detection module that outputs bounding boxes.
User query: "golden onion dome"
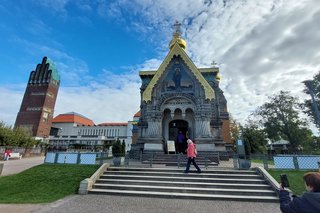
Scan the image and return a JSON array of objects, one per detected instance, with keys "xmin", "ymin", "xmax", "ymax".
[
  {"xmin": 216, "ymin": 73, "xmax": 221, "ymax": 82},
  {"xmin": 169, "ymin": 32, "xmax": 187, "ymax": 50}
]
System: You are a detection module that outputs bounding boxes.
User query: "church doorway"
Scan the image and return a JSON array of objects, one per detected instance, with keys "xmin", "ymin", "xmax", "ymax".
[{"xmin": 169, "ymin": 120, "xmax": 188, "ymax": 153}]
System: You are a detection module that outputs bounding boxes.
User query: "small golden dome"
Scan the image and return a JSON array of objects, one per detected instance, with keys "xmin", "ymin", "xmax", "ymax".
[
  {"xmin": 169, "ymin": 33, "xmax": 187, "ymax": 50},
  {"xmin": 216, "ymin": 73, "xmax": 221, "ymax": 82}
]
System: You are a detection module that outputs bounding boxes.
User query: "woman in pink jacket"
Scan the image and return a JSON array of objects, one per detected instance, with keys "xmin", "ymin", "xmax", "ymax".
[{"xmin": 184, "ymin": 139, "xmax": 201, "ymax": 173}]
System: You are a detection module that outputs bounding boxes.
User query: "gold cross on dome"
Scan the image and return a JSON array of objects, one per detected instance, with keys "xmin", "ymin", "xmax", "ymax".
[
  {"xmin": 211, "ymin": 61, "xmax": 218, "ymax": 67},
  {"xmin": 173, "ymin": 21, "xmax": 182, "ymax": 36}
]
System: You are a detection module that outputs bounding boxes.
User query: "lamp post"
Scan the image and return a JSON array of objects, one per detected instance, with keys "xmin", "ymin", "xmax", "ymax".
[{"xmin": 303, "ymin": 80, "xmax": 320, "ymax": 127}]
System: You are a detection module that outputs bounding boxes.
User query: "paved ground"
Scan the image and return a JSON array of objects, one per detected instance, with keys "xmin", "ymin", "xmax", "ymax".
[
  {"xmin": 0, "ymin": 195, "xmax": 281, "ymax": 213},
  {"xmin": 0, "ymin": 156, "xmax": 281, "ymax": 213},
  {"xmin": 0, "ymin": 156, "xmax": 45, "ymax": 176}
]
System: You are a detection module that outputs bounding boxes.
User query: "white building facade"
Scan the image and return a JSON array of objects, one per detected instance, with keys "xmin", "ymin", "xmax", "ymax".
[{"xmin": 48, "ymin": 112, "xmax": 133, "ymax": 152}]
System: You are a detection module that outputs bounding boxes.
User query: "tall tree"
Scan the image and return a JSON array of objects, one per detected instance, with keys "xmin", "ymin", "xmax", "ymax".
[
  {"xmin": 242, "ymin": 120, "xmax": 268, "ymax": 154},
  {"xmin": 303, "ymin": 71, "xmax": 320, "ymax": 128},
  {"xmin": 255, "ymin": 91, "xmax": 310, "ymax": 151},
  {"xmin": 229, "ymin": 115, "xmax": 240, "ymax": 144}
]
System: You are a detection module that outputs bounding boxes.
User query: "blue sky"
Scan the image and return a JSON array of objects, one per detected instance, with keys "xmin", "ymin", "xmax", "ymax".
[{"xmin": 0, "ymin": 0, "xmax": 320, "ymax": 132}]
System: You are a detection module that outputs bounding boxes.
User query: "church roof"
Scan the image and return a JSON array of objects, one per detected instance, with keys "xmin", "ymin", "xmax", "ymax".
[
  {"xmin": 142, "ymin": 42, "xmax": 215, "ymax": 102},
  {"xmin": 97, "ymin": 123, "xmax": 128, "ymax": 126},
  {"xmin": 133, "ymin": 111, "xmax": 141, "ymax": 117},
  {"xmin": 52, "ymin": 112, "xmax": 95, "ymax": 126},
  {"xmin": 139, "ymin": 67, "xmax": 219, "ymax": 76}
]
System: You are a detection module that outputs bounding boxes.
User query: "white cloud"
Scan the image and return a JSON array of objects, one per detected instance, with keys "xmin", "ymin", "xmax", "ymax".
[
  {"xmin": 0, "ymin": 85, "xmax": 24, "ymax": 127},
  {"xmin": 118, "ymin": 0, "xmax": 320, "ymax": 126},
  {"xmin": 2, "ymin": 0, "xmax": 320, "ymax": 132},
  {"xmin": 54, "ymin": 68, "xmax": 143, "ymax": 124}
]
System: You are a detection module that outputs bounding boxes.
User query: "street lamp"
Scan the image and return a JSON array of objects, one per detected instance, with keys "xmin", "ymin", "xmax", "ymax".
[{"xmin": 303, "ymin": 80, "xmax": 320, "ymax": 127}]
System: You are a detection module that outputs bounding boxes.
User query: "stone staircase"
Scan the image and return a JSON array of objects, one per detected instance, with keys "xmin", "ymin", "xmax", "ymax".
[
  {"xmin": 88, "ymin": 167, "xmax": 279, "ymax": 202},
  {"xmin": 140, "ymin": 153, "xmax": 219, "ymax": 167}
]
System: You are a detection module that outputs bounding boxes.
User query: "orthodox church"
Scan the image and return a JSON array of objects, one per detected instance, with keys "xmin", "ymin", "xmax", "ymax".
[{"xmin": 135, "ymin": 22, "xmax": 231, "ymax": 153}]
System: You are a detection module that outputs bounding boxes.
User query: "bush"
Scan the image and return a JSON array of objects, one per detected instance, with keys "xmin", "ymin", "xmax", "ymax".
[
  {"xmin": 122, "ymin": 140, "xmax": 126, "ymax": 154},
  {"xmin": 112, "ymin": 139, "xmax": 124, "ymax": 157}
]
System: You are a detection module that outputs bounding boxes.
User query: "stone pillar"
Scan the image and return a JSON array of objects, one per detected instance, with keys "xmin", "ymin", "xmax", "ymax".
[
  {"xmin": 143, "ymin": 116, "xmax": 163, "ymax": 152},
  {"xmin": 147, "ymin": 119, "xmax": 162, "ymax": 137},
  {"xmin": 195, "ymin": 117, "xmax": 211, "ymax": 137}
]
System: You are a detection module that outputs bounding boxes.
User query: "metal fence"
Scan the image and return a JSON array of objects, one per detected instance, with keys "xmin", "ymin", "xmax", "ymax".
[{"xmin": 43, "ymin": 151, "xmax": 320, "ymax": 171}]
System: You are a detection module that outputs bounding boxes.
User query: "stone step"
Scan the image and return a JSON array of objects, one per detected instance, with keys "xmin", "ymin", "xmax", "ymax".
[
  {"xmin": 99, "ymin": 174, "xmax": 267, "ymax": 184},
  {"xmin": 103, "ymin": 171, "xmax": 261, "ymax": 179},
  {"xmin": 88, "ymin": 189, "xmax": 279, "ymax": 202},
  {"xmin": 89, "ymin": 166, "xmax": 278, "ymax": 202},
  {"xmin": 93, "ymin": 183, "xmax": 276, "ymax": 196},
  {"xmin": 107, "ymin": 167, "xmax": 257, "ymax": 174},
  {"xmin": 141, "ymin": 161, "xmax": 218, "ymax": 167},
  {"xmin": 95, "ymin": 179, "xmax": 272, "ymax": 190}
]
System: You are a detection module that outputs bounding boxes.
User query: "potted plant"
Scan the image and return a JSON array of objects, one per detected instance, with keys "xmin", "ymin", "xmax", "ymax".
[{"xmin": 112, "ymin": 139, "xmax": 125, "ymax": 166}]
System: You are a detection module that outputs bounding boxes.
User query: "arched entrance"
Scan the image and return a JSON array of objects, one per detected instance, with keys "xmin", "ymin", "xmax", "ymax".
[{"xmin": 169, "ymin": 120, "xmax": 188, "ymax": 153}]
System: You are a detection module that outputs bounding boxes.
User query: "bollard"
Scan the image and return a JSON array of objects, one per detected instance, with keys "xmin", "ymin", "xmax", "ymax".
[{"xmin": 0, "ymin": 163, "xmax": 3, "ymax": 175}]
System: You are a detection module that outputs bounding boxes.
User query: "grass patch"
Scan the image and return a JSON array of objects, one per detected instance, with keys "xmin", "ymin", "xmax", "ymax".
[
  {"xmin": 267, "ymin": 169, "xmax": 318, "ymax": 195},
  {"xmin": 251, "ymin": 159, "xmax": 274, "ymax": 165},
  {"xmin": 0, "ymin": 164, "xmax": 99, "ymax": 203}
]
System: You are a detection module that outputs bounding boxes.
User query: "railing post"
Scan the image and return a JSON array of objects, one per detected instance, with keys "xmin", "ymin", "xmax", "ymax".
[
  {"xmin": 77, "ymin": 152, "xmax": 81, "ymax": 164},
  {"xmin": 150, "ymin": 153, "xmax": 153, "ymax": 168},
  {"xmin": 263, "ymin": 154, "xmax": 269, "ymax": 170},
  {"xmin": 54, "ymin": 153, "xmax": 59, "ymax": 163},
  {"xmin": 318, "ymin": 161, "xmax": 320, "ymax": 172},
  {"xmin": 125, "ymin": 153, "xmax": 129, "ymax": 167},
  {"xmin": 233, "ymin": 154, "xmax": 238, "ymax": 169},
  {"xmin": 293, "ymin": 155, "xmax": 299, "ymax": 170},
  {"xmin": 99, "ymin": 152, "xmax": 104, "ymax": 165},
  {"xmin": 205, "ymin": 155, "xmax": 208, "ymax": 169}
]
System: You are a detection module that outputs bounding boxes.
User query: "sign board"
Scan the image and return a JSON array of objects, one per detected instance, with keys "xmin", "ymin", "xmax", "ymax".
[
  {"xmin": 167, "ymin": 140, "xmax": 176, "ymax": 153},
  {"xmin": 236, "ymin": 139, "xmax": 246, "ymax": 157}
]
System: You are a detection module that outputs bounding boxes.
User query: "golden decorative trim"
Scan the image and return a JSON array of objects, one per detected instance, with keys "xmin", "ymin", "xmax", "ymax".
[
  {"xmin": 139, "ymin": 71, "xmax": 157, "ymax": 76},
  {"xmin": 198, "ymin": 68, "xmax": 219, "ymax": 73},
  {"xmin": 142, "ymin": 42, "xmax": 215, "ymax": 102}
]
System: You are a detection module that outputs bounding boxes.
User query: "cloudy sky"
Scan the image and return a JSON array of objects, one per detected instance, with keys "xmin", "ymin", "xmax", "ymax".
[{"xmin": 0, "ymin": 0, "xmax": 319, "ymax": 129}]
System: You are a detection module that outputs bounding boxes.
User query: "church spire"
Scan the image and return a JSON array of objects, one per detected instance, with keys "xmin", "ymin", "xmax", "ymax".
[{"xmin": 169, "ymin": 21, "xmax": 187, "ymax": 50}]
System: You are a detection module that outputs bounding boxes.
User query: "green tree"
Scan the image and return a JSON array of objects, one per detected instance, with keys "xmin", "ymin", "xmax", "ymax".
[
  {"xmin": 112, "ymin": 139, "xmax": 123, "ymax": 157},
  {"xmin": 254, "ymin": 91, "xmax": 311, "ymax": 151},
  {"xmin": 121, "ymin": 140, "xmax": 126, "ymax": 155},
  {"xmin": 303, "ymin": 71, "xmax": 320, "ymax": 129},
  {"xmin": 242, "ymin": 121, "xmax": 268, "ymax": 154},
  {"xmin": 0, "ymin": 121, "xmax": 37, "ymax": 147},
  {"xmin": 229, "ymin": 115, "xmax": 240, "ymax": 143}
]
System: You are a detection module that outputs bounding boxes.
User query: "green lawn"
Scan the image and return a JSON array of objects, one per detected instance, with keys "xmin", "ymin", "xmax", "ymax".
[
  {"xmin": 0, "ymin": 164, "xmax": 99, "ymax": 203},
  {"xmin": 267, "ymin": 169, "xmax": 318, "ymax": 195},
  {"xmin": 251, "ymin": 158, "xmax": 274, "ymax": 165}
]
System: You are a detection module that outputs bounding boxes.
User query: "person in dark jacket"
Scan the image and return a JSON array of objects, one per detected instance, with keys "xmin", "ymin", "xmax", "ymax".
[{"xmin": 279, "ymin": 172, "xmax": 320, "ymax": 213}]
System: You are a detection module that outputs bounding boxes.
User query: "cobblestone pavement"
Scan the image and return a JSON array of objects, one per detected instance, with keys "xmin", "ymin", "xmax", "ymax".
[
  {"xmin": 0, "ymin": 157, "xmax": 280, "ymax": 213},
  {"xmin": 29, "ymin": 194, "xmax": 281, "ymax": 213}
]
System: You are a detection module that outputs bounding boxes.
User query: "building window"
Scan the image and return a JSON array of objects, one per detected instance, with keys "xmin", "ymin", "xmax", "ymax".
[
  {"xmin": 26, "ymin": 107, "xmax": 42, "ymax": 111},
  {"xmin": 31, "ymin": 92, "xmax": 45, "ymax": 96}
]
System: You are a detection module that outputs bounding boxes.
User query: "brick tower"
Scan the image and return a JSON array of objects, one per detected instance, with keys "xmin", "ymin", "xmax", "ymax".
[{"xmin": 15, "ymin": 57, "xmax": 60, "ymax": 139}]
